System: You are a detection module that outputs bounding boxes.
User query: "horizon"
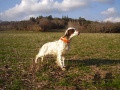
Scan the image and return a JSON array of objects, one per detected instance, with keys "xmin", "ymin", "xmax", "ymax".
[{"xmin": 0, "ymin": 0, "xmax": 120, "ymax": 22}]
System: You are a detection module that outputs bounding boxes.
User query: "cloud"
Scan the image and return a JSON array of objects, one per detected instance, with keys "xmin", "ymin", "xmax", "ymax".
[
  {"xmin": 0, "ymin": 0, "xmax": 89, "ymax": 21},
  {"xmin": 0, "ymin": 0, "xmax": 117, "ymax": 21},
  {"xmin": 101, "ymin": 7, "xmax": 120, "ymax": 22},
  {"xmin": 93, "ymin": 0, "xmax": 115, "ymax": 4},
  {"xmin": 101, "ymin": 7, "xmax": 117, "ymax": 16},
  {"xmin": 56, "ymin": 0, "xmax": 89, "ymax": 11},
  {"xmin": 104, "ymin": 17, "xmax": 120, "ymax": 22}
]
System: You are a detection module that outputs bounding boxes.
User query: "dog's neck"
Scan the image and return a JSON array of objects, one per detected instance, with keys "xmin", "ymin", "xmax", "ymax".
[
  {"xmin": 60, "ymin": 34, "xmax": 72, "ymax": 44},
  {"xmin": 60, "ymin": 37, "xmax": 70, "ymax": 43}
]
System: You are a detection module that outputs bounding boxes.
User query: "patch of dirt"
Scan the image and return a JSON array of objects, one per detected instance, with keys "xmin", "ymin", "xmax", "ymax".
[{"xmin": 90, "ymin": 65, "xmax": 107, "ymax": 78}]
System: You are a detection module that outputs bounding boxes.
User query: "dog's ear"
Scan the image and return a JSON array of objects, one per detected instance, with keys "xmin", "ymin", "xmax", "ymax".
[
  {"xmin": 67, "ymin": 29, "xmax": 75, "ymax": 36},
  {"xmin": 64, "ymin": 29, "xmax": 75, "ymax": 38}
]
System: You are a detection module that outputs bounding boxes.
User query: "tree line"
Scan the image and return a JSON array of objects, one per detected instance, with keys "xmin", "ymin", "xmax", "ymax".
[{"xmin": 0, "ymin": 15, "xmax": 120, "ymax": 33}]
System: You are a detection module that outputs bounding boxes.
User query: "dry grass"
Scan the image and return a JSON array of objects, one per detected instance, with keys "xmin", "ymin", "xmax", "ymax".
[{"xmin": 0, "ymin": 31, "xmax": 120, "ymax": 89}]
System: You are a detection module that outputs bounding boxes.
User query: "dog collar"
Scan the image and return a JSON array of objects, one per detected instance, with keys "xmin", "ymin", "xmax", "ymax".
[{"xmin": 60, "ymin": 37, "xmax": 70, "ymax": 43}]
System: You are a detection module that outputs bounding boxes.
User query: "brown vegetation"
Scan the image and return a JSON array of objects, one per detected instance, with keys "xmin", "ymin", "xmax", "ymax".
[{"xmin": 0, "ymin": 15, "xmax": 120, "ymax": 33}]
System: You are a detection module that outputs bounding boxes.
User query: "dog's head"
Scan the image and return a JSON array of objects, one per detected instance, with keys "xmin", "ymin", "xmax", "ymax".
[{"xmin": 64, "ymin": 27, "xmax": 80, "ymax": 39}]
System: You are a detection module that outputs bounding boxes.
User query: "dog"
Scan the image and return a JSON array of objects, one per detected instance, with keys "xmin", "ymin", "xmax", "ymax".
[{"xmin": 35, "ymin": 27, "xmax": 80, "ymax": 71}]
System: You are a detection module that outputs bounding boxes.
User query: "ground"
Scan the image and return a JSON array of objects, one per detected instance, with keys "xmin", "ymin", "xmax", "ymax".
[{"xmin": 0, "ymin": 31, "xmax": 120, "ymax": 89}]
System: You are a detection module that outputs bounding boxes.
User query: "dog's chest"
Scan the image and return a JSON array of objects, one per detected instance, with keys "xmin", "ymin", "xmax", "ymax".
[{"xmin": 62, "ymin": 43, "xmax": 69, "ymax": 54}]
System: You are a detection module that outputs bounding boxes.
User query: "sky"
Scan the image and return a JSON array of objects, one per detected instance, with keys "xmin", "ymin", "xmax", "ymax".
[{"xmin": 0, "ymin": 0, "xmax": 120, "ymax": 22}]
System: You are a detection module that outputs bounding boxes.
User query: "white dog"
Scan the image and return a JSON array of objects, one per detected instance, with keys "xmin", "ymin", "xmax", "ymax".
[{"xmin": 35, "ymin": 27, "xmax": 80, "ymax": 70}]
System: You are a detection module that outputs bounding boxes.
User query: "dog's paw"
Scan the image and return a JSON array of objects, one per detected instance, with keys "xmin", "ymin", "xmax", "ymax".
[
  {"xmin": 62, "ymin": 68, "xmax": 66, "ymax": 71},
  {"xmin": 63, "ymin": 66, "xmax": 66, "ymax": 68}
]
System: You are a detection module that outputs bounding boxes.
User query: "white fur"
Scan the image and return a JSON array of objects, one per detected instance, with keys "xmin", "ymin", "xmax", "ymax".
[{"xmin": 35, "ymin": 27, "xmax": 79, "ymax": 70}]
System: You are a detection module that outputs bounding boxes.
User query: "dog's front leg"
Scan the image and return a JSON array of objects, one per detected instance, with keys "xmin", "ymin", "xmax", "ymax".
[
  {"xmin": 62, "ymin": 56, "xmax": 65, "ymax": 67},
  {"xmin": 57, "ymin": 54, "xmax": 62, "ymax": 68},
  {"xmin": 57, "ymin": 54, "xmax": 66, "ymax": 71}
]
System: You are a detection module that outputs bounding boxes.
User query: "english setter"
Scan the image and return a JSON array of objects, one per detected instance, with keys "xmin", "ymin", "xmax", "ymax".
[{"xmin": 35, "ymin": 27, "xmax": 80, "ymax": 71}]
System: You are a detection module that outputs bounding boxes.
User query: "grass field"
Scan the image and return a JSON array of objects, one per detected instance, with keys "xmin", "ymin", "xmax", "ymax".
[{"xmin": 0, "ymin": 31, "xmax": 120, "ymax": 89}]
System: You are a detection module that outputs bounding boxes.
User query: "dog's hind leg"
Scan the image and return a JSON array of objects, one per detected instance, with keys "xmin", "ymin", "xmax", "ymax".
[
  {"xmin": 35, "ymin": 54, "xmax": 44, "ymax": 63},
  {"xmin": 35, "ymin": 54, "xmax": 39, "ymax": 63},
  {"xmin": 41, "ymin": 57, "xmax": 44, "ymax": 62}
]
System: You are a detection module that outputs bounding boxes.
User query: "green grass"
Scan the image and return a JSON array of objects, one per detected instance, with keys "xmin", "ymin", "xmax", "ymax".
[{"xmin": 0, "ymin": 31, "xmax": 120, "ymax": 89}]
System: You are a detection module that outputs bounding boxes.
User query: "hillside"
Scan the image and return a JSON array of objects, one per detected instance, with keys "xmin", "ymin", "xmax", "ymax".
[
  {"xmin": 0, "ymin": 15, "xmax": 120, "ymax": 33},
  {"xmin": 0, "ymin": 20, "xmax": 2, "ymax": 23}
]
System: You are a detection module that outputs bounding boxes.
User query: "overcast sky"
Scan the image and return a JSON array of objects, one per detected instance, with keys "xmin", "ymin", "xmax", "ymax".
[{"xmin": 0, "ymin": 0, "xmax": 120, "ymax": 22}]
